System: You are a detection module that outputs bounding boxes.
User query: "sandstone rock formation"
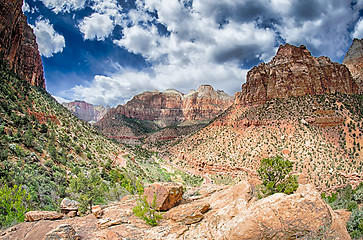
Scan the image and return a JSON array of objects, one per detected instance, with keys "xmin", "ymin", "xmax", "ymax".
[
  {"xmin": 60, "ymin": 198, "xmax": 80, "ymax": 217},
  {"xmin": 0, "ymin": 0, "xmax": 45, "ymax": 88},
  {"xmin": 2, "ymin": 182, "xmax": 350, "ymax": 239},
  {"xmin": 43, "ymin": 224, "xmax": 80, "ymax": 240},
  {"xmin": 236, "ymin": 44, "xmax": 358, "ymax": 105},
  {"xmin": 103, "ymin": 85, "xmax": 233, "ymax": 127},
  {"xmin": 343, "ymin": 38, "xmax": 363, "ymax": 93},
  {"xmin": 144, "ymin": 182, "xmax": 183, "ymax": 211},
  {"xmin": 62, "ymin": 100, "xmax": 110, "ymax": 123},
  {"xmin": 25, "ymin": 211, "xmax": 63, "ymax": 222},
  {"xmin": 95, "ymin": 85, "xmax": 233, "ymax": 144}
]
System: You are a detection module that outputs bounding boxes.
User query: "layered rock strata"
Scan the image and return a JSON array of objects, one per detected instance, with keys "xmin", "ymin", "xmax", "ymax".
[
  {"xmin": 62, "ymin": 100, "xmax": 110, "ymax": 123},
  {"xmin": 343, "ymin": 38, "xmax": 363, "ymax": 93},
  {"xmin": 236, "ymin": 44, "xmax": 358, "ymax": 105},
  {"xmin": 0, "ymin": 0, "xmax": 45, "ymax": 88},
  {"xmin": 108, "ymin": 85, "xmax": 233, "ymax": 126}
]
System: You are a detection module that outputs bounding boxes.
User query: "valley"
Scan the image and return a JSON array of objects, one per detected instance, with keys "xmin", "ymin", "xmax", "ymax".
[{"xmin": 0, "ymin": 0, "xmax": 362, "ymax": 239}]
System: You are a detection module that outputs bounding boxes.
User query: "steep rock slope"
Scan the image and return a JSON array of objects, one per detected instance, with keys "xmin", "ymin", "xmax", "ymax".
[
  {"xmin": 0, "ymin": 0, "xmax": 45, "ymax": 88},
  {"xmin": 343, "ymin": 38, "xmax": 363, "ymax": 93},
  {"xmin": 236, "ymin": 44, "xmax": 357, "ymax": 105},
  {"xmin": 62, "ymin": 100, "xmax": 110, "ymax": 123},
  {"xmin": 95, "ymin": 85, "xmax": 233, "ymax": 144},
  {"xmin": 165, "ymin": 43, "xmax": 363, "ymax": 192}
]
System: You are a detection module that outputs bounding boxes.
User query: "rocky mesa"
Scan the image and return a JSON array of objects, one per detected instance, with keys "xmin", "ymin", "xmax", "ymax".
[
  {"xmin": 94, "ymin": 85, "xmax": 233, "ymax": 144},
  {"xmin": 236, "ymin": 44, "xmax": 358, "ymax": 106},
  {"xmin": 0, "ymin": 0, "xmax": 45, "ymax": 88},
  {"xmin": 62, "ymin": 100, "xmax": 110, "ymax": 123},
  {"xmin": 108, "ymin": 85, "xmax": 233, "ymax": 126}
]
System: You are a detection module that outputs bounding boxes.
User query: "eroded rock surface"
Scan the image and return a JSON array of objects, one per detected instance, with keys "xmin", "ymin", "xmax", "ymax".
[
  {"xmin": 0, "ymin": 0, "xmax": 45, "ymax": 88},
  {"xmin": 236, "ymin": 44, "xmax": 358, "ymax": 106},
  {"xmin": 25, "ymin": 211, "xmax": 63, "ymax": 222},
  {"xmin": 62, "ymin": 101, "xmax": 110, "ymax": 123},
  {"xmin": 343, "ymin": 38, "xmax": 363, "ymax": 93},
  {"xmin": 144, "ymin": 182, "xmax": 184, "ymax": 211},
  {"xmin": 2, "ymin": 182, "xmax": 350, "ymax": 240}
]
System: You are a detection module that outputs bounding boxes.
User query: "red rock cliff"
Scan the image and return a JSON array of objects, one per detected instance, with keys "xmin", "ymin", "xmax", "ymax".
[
  {"xmin": 62, "ymin": 100, "xmax": 110, "ymax": 123},
  {"xmin": 0, "ymin": 0, "xmax": 45, "ymax": 88},
  {"xmin": 343, "ymin": 38, "xmax": 363, "ymax": 93},
  {"xmin": 236, "ymin": 44, "xmax": 358, "ymax": 105},
  {"xmin": 103, "ymin": 85, "xmax": 233, "ymax": 127}
]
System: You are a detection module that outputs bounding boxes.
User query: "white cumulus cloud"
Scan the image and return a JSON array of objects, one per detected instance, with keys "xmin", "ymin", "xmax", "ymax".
[
  {"xmin": 59, "ymin": 0, "xmax": 362, "ymax": 106},
  {"xmin": 31, "ymin": 18, "xmax": 65, "ymax": 58},
  {"xmin": 79, "ymin": 13, "xmax": 115, "ymax": 41},
  {"xmin": 78, "ymin": 0, "xmax": 124, "ymax": 41},
  {"xmin": 353, "ymin": 18, "xmax": 363, "ymax": 39},
  {"xmin": 39, "ymin": 0, "xmax": 86, "ymax": 13}
]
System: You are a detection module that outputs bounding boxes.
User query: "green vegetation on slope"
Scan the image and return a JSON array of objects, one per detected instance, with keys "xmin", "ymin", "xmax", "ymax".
[
  {"xmin": 0, "ymin": 62, "xmax": 153, "ymax": 228},
  {"xmin": 0, "ymin": 62, "xmax": 205, "ymax": 228}
]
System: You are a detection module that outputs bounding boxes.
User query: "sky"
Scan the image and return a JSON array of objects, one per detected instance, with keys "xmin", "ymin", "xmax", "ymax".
[{"xmin": 22, "ymin": 0, "xmax": 363, "ymax": 107}]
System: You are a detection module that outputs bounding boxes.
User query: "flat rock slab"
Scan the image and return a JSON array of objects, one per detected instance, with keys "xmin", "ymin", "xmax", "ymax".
[{"xmin": 25, "ymin": 211, "xmax": 64, "ymax": 222}]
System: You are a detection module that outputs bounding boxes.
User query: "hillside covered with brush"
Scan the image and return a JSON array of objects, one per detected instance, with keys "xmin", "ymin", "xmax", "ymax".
[{"xmin": 164, "ymin": 44, "xmax": 363, "ymax": 192}]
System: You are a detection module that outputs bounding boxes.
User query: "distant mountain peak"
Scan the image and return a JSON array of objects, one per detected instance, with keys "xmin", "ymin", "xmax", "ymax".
[{"xmin": 236, "ymin": 43, "xmax": 358, "ymax": 106}]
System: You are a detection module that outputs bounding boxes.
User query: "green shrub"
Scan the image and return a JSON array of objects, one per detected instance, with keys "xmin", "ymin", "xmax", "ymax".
[
  {"xmin": 347, "ymin": 206, "xmax": 363, "ymax": 239},
  {"xmin": 67, "ymin": 169, "xmax": 107, "ymax": 213},
  {"xmin": 0, "ymin": 184, "xmax": 30, "ymax": 228},
  {"xmin": 133, "ymin": 194, "xmax": 162, "ymax": 226},
  {"xmin": 257, "ymin": 155, "xmax": 298, "ymax": 197}
]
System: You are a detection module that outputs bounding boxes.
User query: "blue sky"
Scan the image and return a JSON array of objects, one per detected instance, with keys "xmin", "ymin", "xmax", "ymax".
[{"xmin": 23, "ymin": 0, "xmax": 363, "ymax": 107}]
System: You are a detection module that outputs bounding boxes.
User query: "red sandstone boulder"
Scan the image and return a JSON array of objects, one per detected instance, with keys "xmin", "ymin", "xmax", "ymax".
[
  {"xmin": 43, "ymin": 224, "xmax": 80, "ymax": 240},
  {"xmin": 25, "ymin": 211, "xmax": 64, "ymax": 222},
  {"xmin": 60, "ymin": 198, "xmax": 79, "ymax": 217},
  {"xmin": 143, "ymin": 182, "xmax": 183, "ymax": 211}
]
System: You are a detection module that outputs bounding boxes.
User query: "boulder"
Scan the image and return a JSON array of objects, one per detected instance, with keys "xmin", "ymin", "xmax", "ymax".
[
  {"xmin": 184, "ymin": 183, "xmax": 350, "ymax": 240},
  {"xmin": 43, "ymin": 224, "xmax": 80, "ymax": 240},
  {"xmin": 60, "ymin": 198, "xmax": 79, "ymax": 216},
  {"xmin": 163, "ymin": 201, "xmax": 210, "ymax": 224},
  {"xmin": 92, "ymin": 205, "xmax": 103, "ymax": 218},
  {"xmin": 144, "ymin": 182, "xmax": 183, "ymax": 211},
  {"xmin": 25, "ymin": 211, "xmax": 64, "ymax": 222}
]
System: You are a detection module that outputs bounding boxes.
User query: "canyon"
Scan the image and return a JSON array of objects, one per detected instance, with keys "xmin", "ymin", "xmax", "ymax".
[
  {"xmin": 94, "ymin": 85, "xmax": 233, "ymax": 144},
  {"xmin": 0, "ymin": 1, "xmax": 362, "ymax": 238}
]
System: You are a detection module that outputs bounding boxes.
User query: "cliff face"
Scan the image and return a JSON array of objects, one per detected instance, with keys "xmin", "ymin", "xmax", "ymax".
[
  {"xmin": 236, "ymin": 44, "xmax": 358, "ymax": 105},
  {"xmin": 62, "ymin": 101, "xmax": 110, "ymax": 123},
  {"xmin": 182, "ymin": 85, "xmax": 233, "ymax": 121},
  {"xmin": 113, "ymin": 89, "xmax": 185, "ymax": 126},
  {"xmin": 95, "ymin": 85, "xmax": 233, "ymax": 144},
  {"xmin": 0, "ymin": 0, "xmax": 45, "ymax": 88},
  {"xmin": 343, "ymin": 38, "xmax": 363, "ymax": 93},
  {"xmin": 107, "ymin": 85, "xmax": 233, "ymax": 127}
]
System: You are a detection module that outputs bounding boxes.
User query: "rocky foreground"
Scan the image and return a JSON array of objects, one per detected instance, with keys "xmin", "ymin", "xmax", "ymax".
[{"xmin": 1, "ymin": 181, "xmax": 350, "ymax": 240}]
